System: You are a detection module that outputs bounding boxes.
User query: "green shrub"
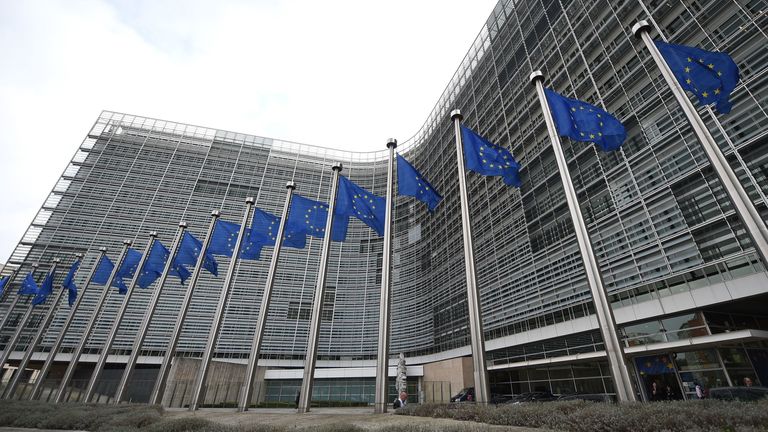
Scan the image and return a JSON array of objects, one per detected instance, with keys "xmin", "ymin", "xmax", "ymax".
[
  {"xmin": 397, "ymin": 400, "xmax": 768, "ymax": 432},
  {"xmin": 0, "ymin": 400, "xmax": 163, "ymax": 431}
]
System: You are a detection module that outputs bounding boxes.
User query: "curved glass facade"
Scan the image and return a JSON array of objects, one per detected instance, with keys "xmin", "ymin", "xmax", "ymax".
[{"xmin": 1, "ymin": 0, "xmax": 767, "ymax": 376}]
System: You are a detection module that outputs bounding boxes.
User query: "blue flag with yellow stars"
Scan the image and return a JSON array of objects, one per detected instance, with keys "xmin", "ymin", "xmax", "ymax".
[
  {"xmin": 18, "ymin": 272, "xmax": 39, "ymax": 296},
  {"xmin": 287, "ymin": 194, "xmax": 349, "ymax": 242},
  {"xmin": 92, "ymin": 255, "xmax": 115, "ymax": 285},
  {"xmin": 240, "ymin": 230, "xmax": 265, "ymax": 261},
  {"xmin": 397, "ymin": 154, "xmax": 443, "ymax": 212},
  {"xmin": 242, "ymin": 208, "xmax": 307, "ymax": 260},
  {"xmin": 113, "ymin": 248, "xmax": 143, "ymax": 294},
  {"xmin": 544, "ymin": 88, "xmax": 626, "ymax": 152},
  {"xmin": 655, "ymin": 41, "xmax": 739, "ymax": 114},
  {"xmin": 33, "ymin": 267, "xmax": 57, "ymax": 306},
  {"xmin": 62, "ymin": 259, "xmax": 81, "ymax": 306},
  {"xmin": 461, "ymin": 125, "xmax": 522, "ymax": 187},
  {"xmin": 0, "ymin": 275, "xmax": 9, "ymax": 297},
  {"xmin": 175, "ymin": 231, "xmax": 219, "ymax": 277},
  {"xmin": 335, "ymin": 176, "xmax": 386, "ymax": 236},
  {"xmin": 136, "ymin": 240, "xmax": 189, "ymax": 288},
  {"xmin": 207, "ymin": 220, "xmax": 242, "ymax": 257}
]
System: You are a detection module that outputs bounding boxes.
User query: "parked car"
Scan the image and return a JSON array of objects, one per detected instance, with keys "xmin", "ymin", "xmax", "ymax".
[
  {"xmin": 558, "ymin": 393, "xmax": 615, "ymax": 403},
  {"xmin": 450, "ymin": 387, "xmax": 475, "ymax": 402},
  {"xmin": 708, "ymin": 386, "xmax": 768, "ymax": 401},
  {"xmin": 504, "ymin": 391, "xmax": 558, "ymax": 404},
  {"xmin": 489, "ymin": 393, "xmax": 516, "ymax": 404}
]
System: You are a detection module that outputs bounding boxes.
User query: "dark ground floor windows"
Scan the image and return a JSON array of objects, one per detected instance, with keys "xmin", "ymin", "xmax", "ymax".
[
  {"xmin": 489, "ymin": 360, "xmax": 614, "ymax": 397},
  {"xmin": 489, "ymin": 344, "xmax": 767, "ymax": 402},
  {"xmin": 263, "ymin": 378, "xmax": 418, "ymax": 405}
]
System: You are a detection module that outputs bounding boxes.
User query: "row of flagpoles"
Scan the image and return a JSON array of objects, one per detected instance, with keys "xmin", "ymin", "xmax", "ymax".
[
  {"xmin": 0, "ymin": 148, "xmax": 442, "ymax": 409},
  {"xmin": 1, "ymin": 21, "xmax": 767, "ymax": 411}
]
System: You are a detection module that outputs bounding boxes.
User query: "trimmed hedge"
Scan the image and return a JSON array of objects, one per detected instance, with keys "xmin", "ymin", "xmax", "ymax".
[
  {"xmin": 0, "ymin": 400, "xmax": 163, "ymax": 431},
  {"xmin": 0, "ymin": 401, "xmax": 383, "ymax": 432},
  {"xmin": 396, "ymin": 400, "xmax": 768, "ymax": 432}
]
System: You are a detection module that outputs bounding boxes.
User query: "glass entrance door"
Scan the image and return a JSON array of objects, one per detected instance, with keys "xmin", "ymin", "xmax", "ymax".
[{"xmin": 635, "ymin": 354, "xmax": 683, "ymax": 401}]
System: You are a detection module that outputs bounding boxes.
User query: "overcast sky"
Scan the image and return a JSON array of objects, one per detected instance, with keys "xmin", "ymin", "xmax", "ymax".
[{"xmin": 0, "ymin": 0, "xmax": 497, "ymax": 264}]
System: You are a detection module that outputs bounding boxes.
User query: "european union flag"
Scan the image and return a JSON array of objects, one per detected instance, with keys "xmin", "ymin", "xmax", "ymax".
[
  {"xmin": 287, "ymin": 194, "xmax": 348, "ymax": 242},
  {"xmin": 397, "ymin": 154, "xmax": 443, "ymax": 212},
  {"xmin": 92, "ymin": 255, "xmax": 115, "ymax": 285},
  {"xmin": 544, "ymin": 88, "xmax": 626, "ymax": 152},
  {"xmin": 63, "ymin": 259, "xmax": 80, "ymax": 306},
  {"xmin": 136, "ymin": 240, "xmax": 173, "ymax": 288},
  {"xmin": 239, "ymin": 229, "xmax": 265, "ymax": 260},
  {"xmin": 249, "ymin": 209, "xmax": 280, "ymax": 245},
  {"xmin": 655, "ymin": 41, "xmax": 739, "ymax": 114},
  {"xmin": 18, "ymin": 272, "xmax": 38, "ymax": 296},
  {"xmin": 175, "ymin": 232, "xmax": 219, "ymax": 277},
  {"xmin": 253, "ymin": 208, "xmax": 307, "ymax": 248},
  {"xmin": 207, "ymin": 220, "xmax": 241, "ymax": 257},
  {"xmin": 33, "ymin": 267, "xmax": 57, "ymax": 306},
  {"xmin": 113, "ymin": 248, "xmax": 142, "ymax": 294},
  {"xmin": 461, "ymin": 125, "xmax": 522, "ymax": 187},
  {"xmin": 170, "ymin": 262, "xmax": 192, "ymax": 284},
  {"xmin": 0, "ymin": 276, "xmax": 9, "ymax": 297},
  {"xmin": 241, "ymin": 209, "xmax": 307, "ymax": 260},
  {"xmin": 335, "ymin": 176, "xmax": 386, "ymax": 236}
]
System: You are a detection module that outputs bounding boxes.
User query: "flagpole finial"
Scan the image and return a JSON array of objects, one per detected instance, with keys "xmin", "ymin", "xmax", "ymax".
[
  {"xmin": 332, "ymin": 162, "xmax": 343, "ymax": 172},
  {"xmin": 529, "ymin": 70, "xmax": 544, "ymax": 84},
  {"xmin": 386, "ymin": 138, "xmax": 397, "ymax": 149},
  {"xmin": 179, "ymin": 221, "xmax": 188, "ymax": 228},
  {"xmin": 211, "ymin": 210, "xmax": 221, "ymax": 218},
  {"xmin": 246, "ymin": 197, "xmax": 256, "ymax": 205},
  {"xmin": 123, "ymin": 239, "xmax": 133, "ymax": 246},
  {"xmin": 149, "ymin": 231, "xmax": 158, "ymax": 238},
  {"xmin": 286, "ymin": 181, "xmax": 296, "ymax": 190},
  {"xmin": 632, "ymin": 20, "xmax": 651, "ymax": 38},
  {"xmin": 450, "ymin": 110, "xmax": 463, "ymax": 121}
]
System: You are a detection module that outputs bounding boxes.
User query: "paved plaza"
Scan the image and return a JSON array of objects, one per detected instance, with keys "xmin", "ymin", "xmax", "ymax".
[{"xmin": 164, "ymin": 407, "xmax": 542, "ymax": 431}]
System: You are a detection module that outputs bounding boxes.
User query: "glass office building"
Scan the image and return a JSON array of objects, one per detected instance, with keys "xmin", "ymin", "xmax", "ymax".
[{"xmin": 1, "ymin": 0, "xmax": 767, "ymax": 404}]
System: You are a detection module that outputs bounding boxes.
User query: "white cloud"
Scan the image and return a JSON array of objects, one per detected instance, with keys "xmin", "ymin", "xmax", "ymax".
[{"xmin": 0, "ymin": 0, "xmax": 496, "ymax": 263}]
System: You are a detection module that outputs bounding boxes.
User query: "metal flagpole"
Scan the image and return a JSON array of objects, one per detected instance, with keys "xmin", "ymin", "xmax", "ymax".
[
  {"xmin": 5, "ymin": 256, "xmax": 79, "ymax": 399},
  {"xmin": 0, "ymin": 267, "xmax": 21, "ymax": 302},
  {"xmin": 30, "ymin": 248, "xmax": 107, "ymax": 401},
  {"xmin": 529, "ymin": 71, "xmax": 636, "ymax": 402},
  {"xmin": 189, "ymin": 197, "xmax": 255, "ymax": 411},
  {"xmin": 0, "ymin": 297, "xmax": 22, "ymax": 337},
  {"xmin": 114, "ymin": 223, "xmax": 187, "ymax": 404},
  {"xmin": 0, "ymin": 262, "xmax": 47, "ymax": 385},
  {"xmin": 150, "ymin": 211, "xmax": 220, "ymax": 406},
  {"xmin": 55, "ymin": 240, "xmax": 132, "ymax": 404},
  {"xmin": 374, "ymin": 139, "xmax": 397, "ymax": 414},
  {"xmin": 239, "ymin": 183, "xmax": 295, "ymax": 412},
  {"xmin": 632, "ymin": 21, "xmax": 768, "ymax": 267},
  {"xmin": 0, "ymin": 267, "xmax": 23, "ymax": 332},
  {"xmin": 84, "ymin": 233, "xmax": 157, "ymax": 403},
  {"xmin": 449, "ymin": 111, "xmax": 490, "ymax": 404},
  {"xmin": 298, "ymin": 162, "xmax": 342, "ymax": 414}
]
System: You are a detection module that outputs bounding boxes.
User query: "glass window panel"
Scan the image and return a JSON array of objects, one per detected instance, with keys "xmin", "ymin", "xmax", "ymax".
[{"xmin": 676, "ymin": 349, "xmax": 720, "ymax": 371}]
